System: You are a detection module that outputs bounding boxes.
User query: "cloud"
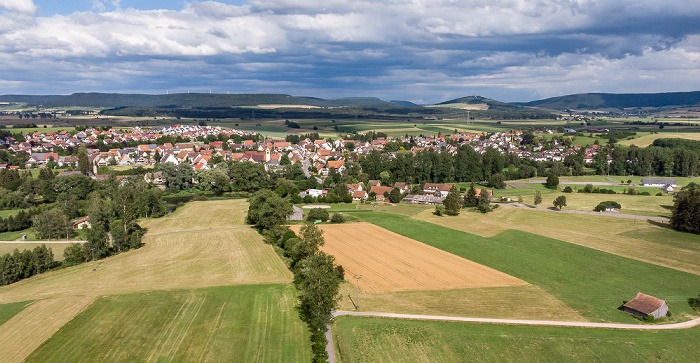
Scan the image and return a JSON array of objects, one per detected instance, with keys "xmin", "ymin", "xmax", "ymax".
[
  {"xmin": 0, "ymin": 0, "xmax": 37, "ymax": 15},
  {"xmin": 1, "ymin": 1, "xmax": 700, "ymax": 102}
]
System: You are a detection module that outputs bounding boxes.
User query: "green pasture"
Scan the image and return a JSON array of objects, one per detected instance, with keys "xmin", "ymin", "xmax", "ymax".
[
  {"xmin": 0, "ymin": 209, "xmax": 23, "ymax": 219},
  {"xmin": 0, "ymin": 243, "xmax": 72, "ymax": 260},
  {"xmin": 0, "ymin": 301, "xmax": 31, "ymax": 327},
  {"xmin": 351, "ymin": 212, "xmax": 700, "ymax": 323},
  {"xmin": 333, "ymin": 317, "xmax": 700, "ymax": 362},
  {"xmin": 26, "ymin": 284, "xmax": 310, "ymax": 363},
  {"xmin": 0, "ymin": 230, "xmax": 36, "ymax": 241}
]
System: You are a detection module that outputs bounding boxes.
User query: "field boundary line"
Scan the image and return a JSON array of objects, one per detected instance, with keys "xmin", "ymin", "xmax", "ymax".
[
  {"xmin": 332, "ymin": 311, "xmax": 700, "ymax": 330},
  {"xmin": 143, "ymin": 225, "xmax": 254, "ymax": 239}
]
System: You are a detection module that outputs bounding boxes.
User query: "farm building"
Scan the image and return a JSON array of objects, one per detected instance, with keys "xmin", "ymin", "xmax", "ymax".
[
  {"xmin": 641, "ymin": 178, "xmax": 676, "ymax": 187},
  {"xmin": 73, "ymin": 216, "xmax": 91, "ymax": 230},
  {"xmin": 286, "ymin": 206, "xmax": 304, "ymax": 221},
  {"xmin": 622, "ymin": 292, "xmax": 668, "ymax": 319}
]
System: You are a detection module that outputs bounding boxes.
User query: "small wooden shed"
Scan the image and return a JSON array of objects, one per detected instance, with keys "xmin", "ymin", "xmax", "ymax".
[{"xmin": 622, "ymin": 292, "xmax": 668, "ymax": 319}]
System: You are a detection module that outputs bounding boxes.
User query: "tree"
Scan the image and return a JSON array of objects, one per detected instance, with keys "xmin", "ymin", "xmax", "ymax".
[
  {"xmin": 546, "ymin": 173, "xmax": 559, "ymax": 189},
  {"xmin": 33, "ymin": 209, "xmax": 70, "ymax": 241},
  {"xmin": 477, "ymin": 189, "xmax": 492, "ymax": 213},
  {"xmin": 77, "ymin": 147, "xmax": 90, "ymax": 175},
  {"xmin": 464, "ymin": 182, "xmax": 478, "ymax": 207},
  {"xmin": 306, "ymin": 208, "xmax": 329, "ymax": 222},
  {"xmin": 534, "ymin": 190, "xmax": 542, "ymax": 206},
  {"xmin": 488, "ymin": 172, "xmax": 506, "ymax": 189},
  {"xmin": 246, "ymin": 189, "xmax": 293, "ymax": 234},
  {"xmin": 670, "ymin": 183, "xmax": 700, "ymax": 234},
  {"xmin": 444, "ymin": 186, "xmax": 461, "ymax": 216},
  {"xmin": 553, "ymin": 195, "xmax": 567, "ymax": 210},
  {"xmin": 388, "ymin": 187, "xmax": 403, "ymax": 203},
  {"xmin": 330, "ymin": 213, "xmax": 345, "ymax": 223}
]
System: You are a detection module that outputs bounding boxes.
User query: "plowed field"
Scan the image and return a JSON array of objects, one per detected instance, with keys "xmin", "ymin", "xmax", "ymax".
[{"xmin": 305, "ymin": 223, "xmax": 526, "ymax": 292}]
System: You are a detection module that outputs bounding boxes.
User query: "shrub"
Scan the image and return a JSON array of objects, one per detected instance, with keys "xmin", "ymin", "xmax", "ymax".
[
  {"xmin": 563, "ymin": 186, "xmax": 573, "ymax": 193},
  {"xmin": 306, "ymin": 208, "xmax": 329, "ymax": 222},
  {"xmin": 434, "ymin": 205, "xmax": 445, "ymax": 216},
  {"xmin": 640, "ymin": 191, "xmax": 651, "ymax": 196},
  {"xmin": 594, "ymin": 201, "xmax": 622, "ymax": 212},
  {"xmin": 656, "ymin": 192, "xmax": 663, "ymax": 196},
  {"xmin": 330, "ymin": 213, "xmax": 345, "ymax": 223}
]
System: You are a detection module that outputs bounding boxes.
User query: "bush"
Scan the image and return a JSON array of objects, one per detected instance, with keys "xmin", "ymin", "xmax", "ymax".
[
  {"xmin": 330, "ymin": 213, "xmax": 345, "ymax": 223},
  {"xmin": 306, "ymin": 208, "xmax": 329, "ymax": 222},
  {"xmin": 434, "ymin": 205, "xmax": 445, "ymax": 216},
  {"xmin": 562, "ymin": 186, "xmax": 573, "ymax": 193},
  {"xmin": 656, "ymin": 192, "xmax": 663, "ymax": 196},
  {"xmin": 594, "ymin": 201, "xmax": 622, "ymax": 212},
  {"xmin": 640, "ymin": 191, "xmax": 651, "ymax": 196}
]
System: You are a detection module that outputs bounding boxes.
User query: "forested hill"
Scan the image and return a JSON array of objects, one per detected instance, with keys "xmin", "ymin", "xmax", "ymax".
[
  {"xmin": 519, "ymin": 91, "xmax": 700, "ymax": 110},
  {"xmin": 0, "ymin": 93, "xmax": 405, "ymax": 108}
]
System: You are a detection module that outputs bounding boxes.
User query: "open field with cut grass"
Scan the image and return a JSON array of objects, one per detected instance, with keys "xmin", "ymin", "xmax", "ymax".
[
  {"xmin": 534, "ymin": 190, "xmax": 673, "ymax": 217},
  {"xmin": 326, "ymin": 202, "xmax": 432, "ymax": 216},
  {"xmin": 332, "ymin": 316, "xmax": 700, "ymax": 362},
  {"xmin": 0, "ymin": 199, "xmax": 297, "ymax": 362},
  {"xmin": 0, "ymin": 243, "xmax": 73, "ymax": 260},
  {"xmin": 0, "ymin": 230, "xmax": 37, "ymax": 241},
  {"xmin": 351, "ymin": 212, "xmax": 700, "ymax": 323},
  {"xmin": 0, "ymin": 228, "xmax": 291, "ymax": 304},
  {"xmin": 336, "ymin": 283, "xmax": 584, "ymax": 321},
  {"xmin": 0, "ymin": 296, "xmax": 95, "ymax": 363},
  {"xmin": 139, "ymin": 199, "xmax": 249, "ymax": 234},
  {"xmin": 25, "ymin": 285, "xmax": 310, "ymax": 363},
  {"xmin": 619, "ymin": 132, "xmax": 700, "ymax": 147},
  {"xmin": 414, "ymin": 207, "xmax": 700, "ymax": 275},
  {"xmin": 293, "ymin": 223, "xmax": 525, "ymax": 292},
  {"xmin": 0, "ymin": 300, "xmax": 31, "ymax": 326}
]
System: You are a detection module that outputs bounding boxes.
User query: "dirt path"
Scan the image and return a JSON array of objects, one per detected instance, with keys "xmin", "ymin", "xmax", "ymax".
[{"xmin": 332, "ymin": 311, "xmax": 700, "ymax": 330}]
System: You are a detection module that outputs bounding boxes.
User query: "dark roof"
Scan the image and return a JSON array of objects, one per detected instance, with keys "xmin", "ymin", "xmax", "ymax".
[
  {"xmin": 623, "ymin": 292, "xmax": 666, "ymax": 315},
  {"xmin": 641, "ymin": 178, "xmax": 676, "ymax": 185}
]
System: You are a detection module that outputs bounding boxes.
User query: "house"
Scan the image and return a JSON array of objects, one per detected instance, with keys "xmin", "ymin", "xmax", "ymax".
[
  {"xmin": 73, "ymin": 216, "xmax": 90, "ymax": 230},
  {"xmin": 393, "ymin": 182, "xmax": 410, "ymax": 194},
  {"xmin": 369, "ymin": 186, "xmax": 393, "ymax": 201},
  {"xmin": 622, "ymin": 292, "xmax": 669, "ymax": 319},
  {"xmin": 475, "ymin": 189, "xmax": 494, "ymax": 199},
  {"xmin": 144, "ymin": 171, "xmax": 166, "ymax": 185},
  {"xmin": 352, "ymin": 190, "xmax": 368, "ymax": 201},
  {"xmin": 641, "ymin": 178, "xmax": 677, "ymax": 187},
  {"xmin": 423, "ymin": 183, "xmax": 452, "ymax": 197},
  {"xmin": 286, "ymin": 206, "xmax": 304, "ymax": 221},
  {"xmin": 403, "ymin": 194, "xmax": 444, "ymax": 205}
]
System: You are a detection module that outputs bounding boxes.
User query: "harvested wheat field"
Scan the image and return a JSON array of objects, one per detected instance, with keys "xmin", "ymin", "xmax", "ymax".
[{"xmin": 306, "ymin": 223, "xmax": 526, "ymax": 292}]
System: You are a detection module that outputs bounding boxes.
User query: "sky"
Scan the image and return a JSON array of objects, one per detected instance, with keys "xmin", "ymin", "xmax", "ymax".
[{"xmin": 1, "ymin": 0, "xmax": 700, "ymax": 104}]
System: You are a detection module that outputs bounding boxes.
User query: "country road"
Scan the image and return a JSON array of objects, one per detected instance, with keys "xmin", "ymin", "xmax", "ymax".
[{"xmin": 331, "ymin": 311, "xmax": 700, "ymax": 330}]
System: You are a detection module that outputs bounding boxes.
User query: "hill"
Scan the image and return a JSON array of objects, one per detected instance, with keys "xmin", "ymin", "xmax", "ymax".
[
  {"xmin": 0, "ymin": 93, "xmax": 406, "ymax": 109},
  {"xmin": 520, "ymin": 91, "xmax": 700, "ymax": 110}
]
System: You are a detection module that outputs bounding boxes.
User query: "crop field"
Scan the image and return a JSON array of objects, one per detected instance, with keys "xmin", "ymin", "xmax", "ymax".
[
  {"xmin": 140, "ymin": 199, "xmax": 249, "ymax": 234},
  {"xmin": 25, "ymin": 285, "xmax": 310, "ymax": 363},
  {"xmin": 0, "ymin": 300, "xmax": 31, "ymax": 326},
  {"xmin": 352, "ymin": 212, "xmax": 700, "ymax": 323},
  {"xmin": 327, "ymin": 202, "xmax": 432, "ymax": 216},
  {"xmin": 295, "ymin": 223, "xmax": 525, "ymax": 292},
  {"xmin": 0, "ymin": 243, "xmax": 73, "ymax": 260},
  {"xmin": 414, "ymin": 207, "xmax": 700, "ymax": 275},
  {"xmin": 332, "ymin": 316, "xmax": 700, "ymax": 362}
]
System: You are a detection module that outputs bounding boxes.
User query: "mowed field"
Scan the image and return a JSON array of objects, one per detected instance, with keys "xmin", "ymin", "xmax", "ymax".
[
  {"xmin": 0, "ymin": 243, "xmax": 73, "ymax": 260},
  {"xmin": 0, "ymin": 199, "xmax": 304, "ymax": 362},
  {"xmin": 332, "ymin": 316, "xmax": 700, "ymax": 362},
  {"xmin": 294, "ymin": 223, "xmax": 526, "ymax": 292},
  {"xmin": 414, "ymin": 207, "xmax": 700, "ymax": 275},
  {"xmin": 618, "ymin": 132, "xmax": 700, "ymax": 147},
  {"xmin": 25, "ymin": 285, "xmax": 310, "ymax": 363}
]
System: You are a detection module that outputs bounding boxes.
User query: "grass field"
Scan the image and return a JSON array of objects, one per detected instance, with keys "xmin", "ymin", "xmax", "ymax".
[
  {"xmin": 0, "ymin": 230, "xmax": 37, "ymax": 241},
  {"xmin": 352, "ymin": 212, "xmax": 700, "ymax": 323},
  {"xmin": 619, "ymin": 132, "xmax": 700, "ymax": 147},
  {"xmin": 414, "ymin": 207, "xmax": 700, "ymax": 276},
  {"xmin": 140, "ymin": 199, "xmax": 249, "ymax": 234},
  {"xmin": 0, "ymin": 300, "xmax": 31, "ymax": 326},
  {"xmin": 293, "ymin": 223, "xmax": 525, "ymax": 292},
  {"xmin": 25, "ymin": 285, "xmax": 310, "ymax": 363},
  {"xmin": 326, "ymin": 202, "xmax": 432, "ymax": 216},
  {"xmin": 0, "ymin": 243, "xmax": 72, "ymax": 260},
  {"xmin": 336, "ymin": 283, "xmax": 584, "ymax": 321},
  {"xmin": 332, "ymin": 316, "xmax": 700, "ymax": 362}
]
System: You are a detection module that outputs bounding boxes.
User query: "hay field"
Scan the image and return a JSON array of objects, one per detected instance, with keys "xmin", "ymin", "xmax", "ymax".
[
  {"xmin": 140, "ymin": 199, "xmax": 249, "ymax": 234},
  {"xmin": 414, "ymin": 207, "xmax": 700, "ymax": 275},
  {"xmin": 619, "ymin": 132, "xmax": 700, "ymax": 147},
  {"xmin": 297, "ymin": 223, "xmax": 525, "ymax": 292},
  {"xmin": 25, "ymin": 285, "xmax": 310, "ymax": 363},
  {"xmin": 0, "ymin": 243, "xmax": 73, "ymax": 260},
  {"xmin": 0, "ymin": 229, "xmax": 291, "ymax": 304}
]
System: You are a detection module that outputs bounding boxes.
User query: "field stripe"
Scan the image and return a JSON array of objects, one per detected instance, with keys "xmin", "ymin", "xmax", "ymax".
[{"xmin": 0, "ymin": 296, "xmax": 94, "ymax": 363}]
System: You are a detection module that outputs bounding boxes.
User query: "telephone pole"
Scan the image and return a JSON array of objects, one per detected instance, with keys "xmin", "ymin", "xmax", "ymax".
[{"xmin": 354, "ymin": 275, "xmax": 362, "ymax": 310}]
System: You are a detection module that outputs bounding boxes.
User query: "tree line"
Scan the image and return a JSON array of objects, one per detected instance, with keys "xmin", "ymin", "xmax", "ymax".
[{"xmin": 0, "ymin": 245, "xmax": 57, "ymax": 286}]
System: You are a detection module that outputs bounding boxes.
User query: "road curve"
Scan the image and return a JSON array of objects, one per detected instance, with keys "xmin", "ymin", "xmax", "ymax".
[{"xmin": 332, "ymin": 311, "xmax": 700, "ymax": 330}]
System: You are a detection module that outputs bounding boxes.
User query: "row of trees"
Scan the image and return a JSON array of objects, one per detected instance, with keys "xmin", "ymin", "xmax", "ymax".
[
  {"xmin": 246, "ymin": 190, "xmax": 341, "ymax": 362},
  {"xmin": 0, "ymin": 245, "xmax": 57, "ymax": 286}
]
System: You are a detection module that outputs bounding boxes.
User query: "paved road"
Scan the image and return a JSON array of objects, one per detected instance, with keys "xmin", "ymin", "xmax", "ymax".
[
  {"xmin": 325, "ymin": 324, "xmax": 335, "ymax": 363},
  {"xmin": 497, "ymin": 203, "xmax": 670, "ymax": 222},
  {"xmin": 332, "ymin": 311, "xmax": 700, "ymax": 330}
]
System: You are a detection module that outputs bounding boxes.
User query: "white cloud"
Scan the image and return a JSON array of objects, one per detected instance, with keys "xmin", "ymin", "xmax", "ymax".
[{"xmin": 0, "ymin": 0, "xmax": 37, "ymax": 15}]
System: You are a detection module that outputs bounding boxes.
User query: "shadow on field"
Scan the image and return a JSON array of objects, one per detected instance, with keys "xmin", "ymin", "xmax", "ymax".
[{"xmin": 647, "ymin": 219, "xmax": 673, "ymax": 229}]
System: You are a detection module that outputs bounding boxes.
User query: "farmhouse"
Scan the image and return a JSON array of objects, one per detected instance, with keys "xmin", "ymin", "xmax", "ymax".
[
  {"xmin": 73, "ymin": 216, "xmax": 91, "ymax": 230},
  {"xmin": 622, "ymin": 292, "xmax": 668, "ymax": 319},
  {"xmin": 641, "ymin": 178, "xmax": 676, "ymax": 187}
]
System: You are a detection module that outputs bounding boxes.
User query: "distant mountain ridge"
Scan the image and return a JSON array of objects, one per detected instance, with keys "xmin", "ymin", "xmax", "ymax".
[
  {"xmin": 519, "ymin": 91, "xmax": 700, "ymax": 110},
  {"xmin": 0, "ymin": 93, "xmax": 407, "ymax": 108}
]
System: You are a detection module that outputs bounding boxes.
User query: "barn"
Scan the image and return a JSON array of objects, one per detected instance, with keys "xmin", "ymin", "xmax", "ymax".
[{"xmin": 622, "ymin": 292, "xmax": 668, "ymax": 319}]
